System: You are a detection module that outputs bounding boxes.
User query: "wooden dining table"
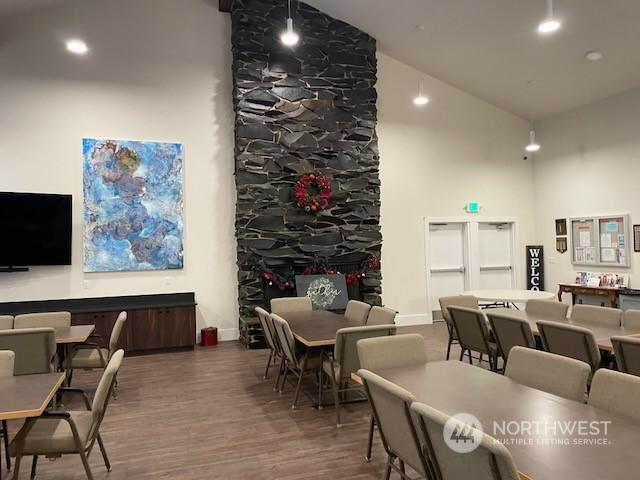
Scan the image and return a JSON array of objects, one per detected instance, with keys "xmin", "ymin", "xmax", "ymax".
[
  {"xmin": 354, "ymin": 361, "xmax": 640, "ymax": 480},
  {"xmin": 0, "ymin": 372, "xmax": 65, "ymax": 480},
  {"xmin": 279, "ymin": 310, "xmax": 362, "ymax": 348},
  {"xmin": 489, "ymin": 307, "xmax": 640, "ymax": 352},
  {"xmin": 54, "ymin": 324, "xmax": 95, "ymax": 344}
]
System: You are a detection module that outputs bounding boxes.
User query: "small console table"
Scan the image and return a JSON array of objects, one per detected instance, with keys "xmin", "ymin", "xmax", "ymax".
[
  {"xmin": 557, "ymin": 284, "xmax": 620, "ymax": 308},
  {"xmin": 0, "ymin": 292, "xmax": 197, "ymax": 354}
]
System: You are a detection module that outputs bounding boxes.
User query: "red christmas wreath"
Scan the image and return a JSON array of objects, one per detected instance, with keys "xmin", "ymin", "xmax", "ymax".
[{"xmin": 294, "ymin": 172, "xmax": 331, "ymax": 213}]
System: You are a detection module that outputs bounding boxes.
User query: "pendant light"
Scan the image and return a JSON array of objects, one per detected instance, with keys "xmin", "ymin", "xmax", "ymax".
[
  {"xmin": 525, "ymin": 130, "xmax": 541, "ymax": 152},
  {"xmin": 538, "ymin": 0, "xmax": 561, "ymax": 34},
  {"xmin": 280, "ymin": 0, "xmax": 299, "ymax": 46},
  {"xmin": 413, "ymin": 81, "xmax": 429, "ymax": 106}
]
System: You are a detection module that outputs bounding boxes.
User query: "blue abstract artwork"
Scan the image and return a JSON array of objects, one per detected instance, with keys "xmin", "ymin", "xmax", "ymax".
[{"xmin": 83, "ymin": 138, "xmax": 184, "ymax": 272}]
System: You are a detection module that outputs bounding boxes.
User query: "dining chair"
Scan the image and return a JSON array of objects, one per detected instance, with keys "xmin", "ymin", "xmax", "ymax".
[
  {"xmin": 366, "ymin": 306, "xmax": 397, "ymax": 326},
  {"xmin": 411, "ymin": 402, "xmax": 520, "ymax": 480},
  {"xmin": 320, "ymin": 325, "xmax": 396, "ymax": 427},
  {"xmin": 13, "ymin": 311, "xmax": 71, "ymax": 329},
  {"xmin": 358, "ymin": 369, "xmax": 430, "ymax": 480},
  {"xmin": 344, "ymin": 300, "xmax": 371, "ymax": 324},
  {"xmin": 270, "ymin": 297, "xmax": 312, "ymax": 315},
  {"xmin": 611, "ymin": 336, "xmax": 640, "ymax": 377},
  {"xmin": 0, "ymin": 328, "xmax": 56, "ymax": 375},
  {"xmin": 505, "ymin": 346, "xmax": 590, "ymax": 402},
  {"xmin": 64, "ymin": 312, "xmax": 127, "ymax": 388},
  {"xmin": 486, "ymin": 311, "xmax": 536, "ymax": 364},
  {"xmin": 254, "ymin": 307, "xmax": 280, "ymax": 380},
  {"xmin": 525, "ymin": 299, "xmax": 569, "ymax": 320},
  {"xmin": 588, "ymin": 369, "xmax": 640, "ymax": 422},
  {"xmin": 10, "ymin": 350, "xmax": 124, "ymax": 480},
  {"xmin": 448, "ymin": 306, "xmax": 499, "ymax": 371},
  {"xmin": 357, "ymin": 334, "xmax": 427, "ymax": 462},
  {"xmin": 570, "ymin": 304, "xmax": 622, "ymax": 327},
  {"xmin": 536, "ymin": 320, "xmax": 601, "ymax": 375},
  {"xmin": 622, "ymin": 309, "xmax": 640, "ymax": 329},
  {"xmin": 270, "ymin": 314, "xmax": 320, "ymax": 409},
  {"xmin": 438, "ymin": 296, "xmax": 479, "ymax": 360},
  {"xmin": 0, "ymin": 351, "xmax": 15, "ymax": 476},
  {"xmin": 0, "ymin": 316, "xmax": 13, "ymax": 330}
]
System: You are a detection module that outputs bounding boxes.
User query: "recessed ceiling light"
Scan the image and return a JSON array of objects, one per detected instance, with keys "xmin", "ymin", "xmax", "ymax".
[
  {"xmin": 65, "ymin": 39, "xmax": 88, "ymax": 55},
  {"xmin": 537, "ymin": 0, "xmax": 561, "ymax": 34},
  {"xmin": 585, "ymin": 50, "xmax": 603, "ymax": 62},
  {"xmin": 280, "ymin": 0, "xmax": 299, "ymax": 46}
]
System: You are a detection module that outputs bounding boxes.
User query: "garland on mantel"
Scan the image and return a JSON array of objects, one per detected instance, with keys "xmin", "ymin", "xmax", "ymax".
[{"xmin": 257, "ymin": 255, "xmax": 379, "ymax": 290}]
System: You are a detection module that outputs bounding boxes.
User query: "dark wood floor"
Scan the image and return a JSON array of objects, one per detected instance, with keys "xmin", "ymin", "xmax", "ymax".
[{"xmin": 6, "ymin": 323, "xmax": 455, "ymax": 479}]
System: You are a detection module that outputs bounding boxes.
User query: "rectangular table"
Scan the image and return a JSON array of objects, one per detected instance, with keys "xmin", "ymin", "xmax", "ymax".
[
  {"xmin": 280, "ymin": 310, "xmax": 362, "ymax": 347},
  {"xmin": 0, "ymin": 373, "xmax": 65, "ymax": 421},
  {"xmin": 358, "ymin": 361, "xmax": 640, "ymax": 480},
  {"xmin": 489, "ymin": 308, "xmax": 640, "ymax": 352},
  {"xmin": 54, "ymin": 324, "xmax": 95, "ymax": 344}
]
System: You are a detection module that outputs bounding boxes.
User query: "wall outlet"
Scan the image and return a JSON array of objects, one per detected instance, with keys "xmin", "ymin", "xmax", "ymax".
[{"xmin": 83, "ymin": 280, "xmax": 90, "ymax": 290}]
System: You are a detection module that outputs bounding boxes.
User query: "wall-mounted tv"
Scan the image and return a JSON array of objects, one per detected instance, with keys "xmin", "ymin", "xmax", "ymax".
[{"xmin": 0, "ymin": 192, "xmax": 72, "ymax": 267}]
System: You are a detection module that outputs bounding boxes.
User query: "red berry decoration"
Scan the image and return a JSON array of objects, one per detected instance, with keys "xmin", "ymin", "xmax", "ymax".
[{"xmin": 294, "ymin": 172, "xmax": 331, "ymax": 214}]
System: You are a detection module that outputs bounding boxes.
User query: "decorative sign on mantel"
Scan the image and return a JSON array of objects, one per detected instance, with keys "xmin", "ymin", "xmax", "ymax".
[{"xmin": 526, "ymin": 245, "xmax": 544, "ymax": 291}]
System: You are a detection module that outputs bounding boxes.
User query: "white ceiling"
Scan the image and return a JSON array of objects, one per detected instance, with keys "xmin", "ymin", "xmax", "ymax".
[
  {"xmin": 305, "ymin": 0, "xmax": 640, "ymax": 120},
  {"xmin": 3, "ymin": 0, "xmax": 640, "ymax": 119}
]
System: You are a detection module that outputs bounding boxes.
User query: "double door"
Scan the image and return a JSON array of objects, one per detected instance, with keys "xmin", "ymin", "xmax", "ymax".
[{"xmin": 426, "ymin": 219, "xmax": 517, "ymax": 321}]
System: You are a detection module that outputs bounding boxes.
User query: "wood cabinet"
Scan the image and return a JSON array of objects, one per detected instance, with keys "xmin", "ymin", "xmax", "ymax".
[{"xmin": 129, "ymin": 307, "xmax": 195, "ymax": 351}]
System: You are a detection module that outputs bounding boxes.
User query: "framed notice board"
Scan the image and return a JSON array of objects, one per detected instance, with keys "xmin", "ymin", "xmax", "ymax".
[{"xmin": 570, "ymin": 214, "xmax": 630, "ymax": 267}]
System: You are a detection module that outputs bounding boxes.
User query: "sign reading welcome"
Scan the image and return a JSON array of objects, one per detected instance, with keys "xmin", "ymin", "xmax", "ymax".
[{"xmin": 526, "ymin": 246, "xmax": 544, "ymax": 291}]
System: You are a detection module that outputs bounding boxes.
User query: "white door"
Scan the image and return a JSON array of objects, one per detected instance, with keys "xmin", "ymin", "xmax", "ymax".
[
  {"xmin": 477, "ymin": 222, "xmax": 515, "ymax": 290},
  {"xmin": 427, "ymin": 223, "xmax": 469, "ymax": 320}
]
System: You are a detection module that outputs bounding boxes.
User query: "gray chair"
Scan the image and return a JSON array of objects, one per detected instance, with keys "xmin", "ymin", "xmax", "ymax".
[
  {"xmin": 357, "ymin": 334, "xmax": 428, "ymax": 462},
  {"xmin": 358, "ymin": 369, "xmax": 430, "ymax": 480},
  {"xmin": 536, "ymin": 320, "xmax": 601, "ymax": 375},
  {"xmin": 320, "ymin": 325, "xmax": 396, "ymax": 427},
  {"xmin": 0, "ymin": 328, "xmax": 56, "ymax": 375},
  {"xmin": 525, "ymin": 299, "xmax": 569, "ymax": 320},
  {"xmin": 0, "ymin": 316, "xmax": 13, "ymax": 330},
  {"xmin": 0, "ymin": 351, "xmax": 15, "ymax": 475},
  {"xmin": 270, "ymin": 314, "xmax": 320, "ymax": 409},
  {"xmin": 571, "ymin": 304, "xmax": 622, "ymax": 327},
  {"xmin": 449, "ymin": 306, "xmax": 499, "ymax": 371},
  {"xmin": 438, "ymin": 296, "xmax": 479, "ymax": 360},
  {"xmin": 64, "ymin": 312, "xmax": 127, "ymax": 388},
  {"xmin": 254, "ymin": 307, "xmax": 280, "ymax": 380},
  {"xmin": 13, "ymin": 311, "xmax": 71, "ymax": 329},
  {"xmin": 411, "ymin": 402, "xmax": 520, "ymax": 480},
  {"xmin": 505, "ymin": 346, "xmax": 590, "ymax": 402},
  {"xmin": 344, "ymin": 300, "xmax": 371, "ymax": 324},
  {"xmin": 10, "ymin": 350, "xmax": 124, "ymax": 480},
  {"xmin": 366, "ymin": 306, "xmax": 397, "ymax": 326},
  {"xmin": 486, "ymin": 311, "xmax": 536, "ymax": 364},
  {"xmin": 589, "ymin": 369, "xmax": 640, "ymax": 422},
  {"xmin": 622, "ymin": 309, "xmax": 640, "ymax": 329},
  {"xmin": 270, "ymin": 297, "xmax": 312, "ymax": 315},
  {"xmin": 611, "ymin": 335, "xmax": 640, "ymax": 377}
]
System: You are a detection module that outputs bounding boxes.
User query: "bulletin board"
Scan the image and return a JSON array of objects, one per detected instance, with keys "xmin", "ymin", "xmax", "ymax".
[{"xmin": 570, "ymin": 214, "xmax": 630, "ymax": 267}]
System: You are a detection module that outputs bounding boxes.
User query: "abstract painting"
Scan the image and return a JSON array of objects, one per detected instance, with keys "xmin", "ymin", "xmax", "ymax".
[{"xmin": 83, "ymin": 138, "xmax": 184, "ymax": 272}]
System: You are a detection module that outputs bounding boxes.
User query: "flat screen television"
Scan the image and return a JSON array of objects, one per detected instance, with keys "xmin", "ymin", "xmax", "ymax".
[{"xmin": 0, "ymin": 192, "xmax": 72, "ymax": 267}]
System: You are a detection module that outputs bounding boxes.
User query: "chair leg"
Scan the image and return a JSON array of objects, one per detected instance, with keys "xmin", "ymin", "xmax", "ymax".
[
  {"xmin": 384, "ymin": 455, "xmax": 394, "ymax": 480},
  {"xmin": 279, "ymin": 361, "xmax": 289, "ymax": 394},
  {"xmin": 2, "ymin": 420, "xmax": 10, "ymax": 471},
  {"xmin": 446, "ymin": 335, "xmax": 453, "ymax": 360},
  {"xmin": 330, "ymin": 372, "xmax": 341, "ymax": 427},
  {"xmin": 459, "ymin": 348, "xmax": 465, "ymax": 361},
  {"xmin": 96, "ymin": 434, "xmax": 111, "ymax": 471},
  {"xmin": 399, "ymin": 459, "xmax": 406, "ymax": 476},
  {"xmin": 263, "ymin": 350, "xmax": 273, "ymax": 380},
  {"xmin": 12, "ymin": 452, "xmax": 23, "ymax": 480},
  {"xmin": 67, "ymin": 368, "xmax": 74, "ymax": 387},
  {"xmin": 365, "ymin": 415, "xmax": 375, "ymax": 462},
  {"xmin": 274, "ymin": 358, "xmax": 285, "ymax": 392},
  {"xmin": 292, "ymin": 351, "xmax": 309, "ymax": 409},
  {"xmin": 467, "ymin": 350, "xmax": 473, "ymax": 364},
  {"xmin": 30, "ymin": 455, "xmax": 38, "ymax": 480},
  {"xmin": 78, "ymin": 447, "xmax": 95, "ymax": 480},
  {"xmin": 317, "ymin": 367, "xmax": 324, "ymax": 410}
]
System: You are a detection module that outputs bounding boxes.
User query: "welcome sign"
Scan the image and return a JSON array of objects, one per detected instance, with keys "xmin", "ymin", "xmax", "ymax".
[{"xmin": 526, "ymin": 246, "xmax": 544, "ymax": 291}]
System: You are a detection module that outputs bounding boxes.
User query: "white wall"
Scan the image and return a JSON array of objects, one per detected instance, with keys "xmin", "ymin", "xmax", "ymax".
[
  {"xmin": 533, "ymin": 87, "xmax": 640, "ymax": 295},
  {"xmin": 377, "ymin": 53, "xmax": 536, "ymax": 322},
  {"xmin": 0, "ymin": 0, "xmax": 239, "ymax": 339}
]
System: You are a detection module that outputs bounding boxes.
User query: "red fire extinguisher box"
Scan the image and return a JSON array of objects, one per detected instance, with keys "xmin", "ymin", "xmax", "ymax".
[{"xmin": 201, "ymin": 327, "xmax": 218, "ymax": 347}]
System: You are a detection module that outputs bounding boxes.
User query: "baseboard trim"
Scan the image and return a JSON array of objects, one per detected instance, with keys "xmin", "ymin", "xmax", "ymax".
[{"xmin": 394, "ymin": 313, "xmax": 432, "ymax": 326}]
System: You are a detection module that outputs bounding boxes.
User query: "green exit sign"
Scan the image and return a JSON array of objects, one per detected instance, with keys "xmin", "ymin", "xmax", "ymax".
[{"xmin": 465, "ymin": 202, "xmax": 480, "ymax": 213}]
